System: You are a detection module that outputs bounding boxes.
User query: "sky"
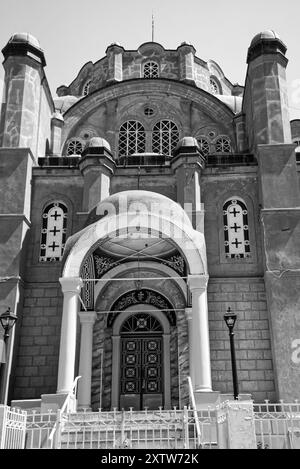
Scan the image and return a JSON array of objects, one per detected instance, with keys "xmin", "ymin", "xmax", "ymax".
[{"xmin": 0, "ymin": 0, "xmax": 299, "ymax": 118}]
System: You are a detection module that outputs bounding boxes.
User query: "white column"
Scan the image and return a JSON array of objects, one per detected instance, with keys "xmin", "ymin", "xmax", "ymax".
[
  {"xmin": 185, "ymin": 308, "xmax": 193, "ymax": 383},
  {"xmin": 187, "ymin": 274, "xmax": 212, "ymax": 392},
  {"xmin": 77, "ymin": 311, "xmax": 97, "ymax": 409},
  {"xmin": 57, "ymin": 277, "xmax": 83, "ymax": 394}
]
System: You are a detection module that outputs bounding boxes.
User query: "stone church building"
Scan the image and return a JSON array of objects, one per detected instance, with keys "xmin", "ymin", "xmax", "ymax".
[{"xmin": 0, "ymin": 30, "xmax": 299, "ymax": 412}]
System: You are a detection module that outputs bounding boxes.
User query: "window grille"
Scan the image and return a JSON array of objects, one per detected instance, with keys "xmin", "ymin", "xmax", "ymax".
[
  {"xmin": 197, "ymin": 137, "xmax": 210, "ymax": 156},
  {"xmin": 143, "ymin": 61, "xmax": 159, "ymax": 78},
  {"xmin": 210, "ymin": 78, "xmax": 219, "ymax": 95},
  {"xmin": 118, "ymin": 121, "xmax": 146, "ymax": 156},
  {"xmin": 152, "ymin": 120, "xmax": 179, "ymax": 156},
  {"xmin": 39, "ymin": 202, "xmax": 67, "ymax": 262},
  {"xmin": 223, "ymin": 199, "xmax": 250, "ymax": 259},
  {"xmin": 66, "ymin": 139, "xmax": 84, "ymax": 156},
  {"xmin": 215, "ymin": 136, "xmax": 231, "ymax": 153},
  {"xmin": 83, "ymin": 80, "xmax": 91, "ymax": 96}
]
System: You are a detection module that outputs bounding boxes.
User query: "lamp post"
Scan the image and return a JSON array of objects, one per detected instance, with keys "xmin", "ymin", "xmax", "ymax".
[
  {"xmin": 0, "ymin": 307, "xmax": 18, "ymax": 404},
  {"xmin": 224, "ymin": 307, "xmax": 239, "ymax": 400}
]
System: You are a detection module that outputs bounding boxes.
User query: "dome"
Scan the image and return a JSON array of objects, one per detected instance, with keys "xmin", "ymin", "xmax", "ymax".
[
  {"xmin": 250, "ymin": 30, "xmax": 281, "ymax": 47},
  {"xmin": 8, "ymin": 32, "xmax": 41, "ymax": 50},
  {"xmin": 176, "ymin": 136, "xmax": 199, "ymax": 150},
  {"xmin": 84, "ymin": 190, "xmax": 193, "ymax": 229},
  {"xmin": 85, "ymin": 137, "xmax": 111, "ymax": 151}
]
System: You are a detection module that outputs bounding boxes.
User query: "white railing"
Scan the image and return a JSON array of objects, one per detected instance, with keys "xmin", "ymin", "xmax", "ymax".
[
  {"xmin": 47, "ymin": 375, "xmax": 81, "ymax": 449},
  {"xmin": 187, "ymin": 376, "xmax": 202, "ymax": 448},
  {"xmin": 59, "ymin": 408, "xmax": 217, "ymax": 449},
  {"xmin": 0, "ymin": 406, "xmax": 27, "ymax": 449},
  {"xmin": 25, "ymin": 410, "xmax": 57, "ymax": 449},
  {"xmin": 254, "ymin": 401, "xmax": 300, "ymax": 449}
]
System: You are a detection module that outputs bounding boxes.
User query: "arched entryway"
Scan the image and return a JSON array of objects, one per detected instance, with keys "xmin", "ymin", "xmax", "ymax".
[{"xmin": 110, "ymin": 305, "xmax": 171, "ymax": 410}]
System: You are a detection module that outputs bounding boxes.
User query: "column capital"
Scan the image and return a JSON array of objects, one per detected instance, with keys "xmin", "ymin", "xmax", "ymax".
[
  {"xmin": 187, "ymin": 274, "xmax": 209, "ymax": 292},
  {"xmin": 78, "ymin": 311, "xmax": 97, "ymax": 324},
  {"xmin": 59, "ymin": 277, "xmax": 83, "ymax": 294}
]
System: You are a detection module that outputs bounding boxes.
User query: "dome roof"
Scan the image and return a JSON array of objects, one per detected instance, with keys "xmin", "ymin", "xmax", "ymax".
[
  {"xmin": 85, "ymin": 190, "xmax": 193, "ymax": 229},
  {"xmin": 176, "ymin": 136, "xmax": 199, "ymax": 149},
  {"xmin": 85, "ymin": 137, "xmax": 111, "ymax": 151},
  {"xmin": 8, "ymin": 32, "xmax": 41, "ymax": 50},
  {"xmin": 250, "ymin": 30, "xmax": 281, "ymax": 47}
]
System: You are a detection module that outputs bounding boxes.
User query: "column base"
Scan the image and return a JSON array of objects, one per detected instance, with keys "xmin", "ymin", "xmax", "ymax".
[
  {"xmin": 193, "ymin": 391, "xmax": 221, "ymax": 409},
  {"xmin": 41, "ymin": 393, "xmax": 77, "ymax": 413}
]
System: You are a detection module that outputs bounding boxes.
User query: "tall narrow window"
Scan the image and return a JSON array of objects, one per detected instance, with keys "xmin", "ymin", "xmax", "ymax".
[
  {"xmin": 39, "ymin": 202, "xmax": 67, "ymax": 262},
  {"xmin": 210, "ymin": 78, "xmax": 219, "ymax": 95},
  {"xmin": 118, "ymin": 121, "xmax": 146, "ymax": 156},
  {"xmin": 143, "ymin": 61, "xmax": 159, "ymax": 78},
  {"xmin": 152, "ymin": 120, "xmax": 179, "ymax": 156},
  {"xmin": 215, "ymin": 136, "xmax": 231, "ymax": 153},
  {"xmin": 223, "ymin": 199, "xmax": 250, "ymax": 259},
  {"xmin": 66, "ymin": 139, "xmax": 84, "ymax": 156}
]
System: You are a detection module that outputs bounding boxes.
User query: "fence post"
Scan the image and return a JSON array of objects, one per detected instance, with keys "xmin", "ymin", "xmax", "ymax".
[
  {"xmin": 0, "ymin": 405, "xmax": 8, "ymax": 448},
  {"xmin": 183, "ymin": 406, "xmax": 189, "ymax": 449},
  {"xmin": 54, "ymin": 409, "xmax": 62, "ymax": 449}
]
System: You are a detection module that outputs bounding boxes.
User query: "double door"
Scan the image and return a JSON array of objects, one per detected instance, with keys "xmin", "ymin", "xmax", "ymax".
[{"xmin": 120, "ymin": 335, "xmax": 163, "ymax": 410}]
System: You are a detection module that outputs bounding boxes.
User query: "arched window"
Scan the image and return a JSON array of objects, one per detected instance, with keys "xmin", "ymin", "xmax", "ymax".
[
  {"xmin": 143, "ymin": 61, "xmax": 159, "ymax": 78},
  {"xmin": 152, "ymin": 120, "xmax": 179, "ymax": 156},
  {"xmin": 66, "ymin": 139, "xmax": 84, "ymax": 156},
  {"xmin": 39, "ymin": 202, "xmax": 68, "ymax": 262},
  {"xmin": 210, "ymin": 78, "xmax": 220, "ymax": 95},
  {"xmin": 215, "ymin": 136, "xmax": 231, "ymax": 153},
  {"xmin": 223, "ymin": 198, "xmax": 250, "ymax": 259},
  {"xmin": 118, "ymin": 121, "xmax": 146, "ymax": 156},
  {"xmin": 197, "ymin": 137, "xmax": 210, "ymax": 156},
  {"xmin": 83, "ymin": 80, "xmax": 91, "ymax": 96}
]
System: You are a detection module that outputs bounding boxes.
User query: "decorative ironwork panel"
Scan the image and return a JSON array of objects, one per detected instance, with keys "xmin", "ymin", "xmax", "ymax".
[
  {"xmin": 80, "ymin": 255, "xmax": 95, "ymax": 310},
  {"xmin": 120, "ymin": 335, "xmax": 162, "ymax": 396},
  {"xmin": 143, "ymin": 61, "xmax": 159, "ymax": 78}
]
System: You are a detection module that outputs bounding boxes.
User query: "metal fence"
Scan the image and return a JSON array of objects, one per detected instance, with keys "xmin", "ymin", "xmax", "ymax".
[
  {"xmin": 0, "ymin": 406, "xmax": 27, "ymax": 449},
  {"xmin": 254, "ymin": 401, "xmax": 300, "ymax": 449},
  {"xmin": 57, "ymin": 407, "xmax": 217, "ymax": 450},
  {"xmin": 25, "ymin": 410, "xmax": 57, "ymax": 449}
]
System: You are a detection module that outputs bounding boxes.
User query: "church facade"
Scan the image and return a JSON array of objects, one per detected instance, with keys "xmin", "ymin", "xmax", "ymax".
[{"xmin": 0, "ymin": 30, "xmax": 299, "ymax": 412}]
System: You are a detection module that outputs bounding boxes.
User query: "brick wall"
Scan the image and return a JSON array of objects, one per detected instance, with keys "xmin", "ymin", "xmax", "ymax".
[
  {"xmin": 208, "ymin": 277, "xmax": 276, "ymax": 402},
  {"xmin": 12, "ymin": 282, "xmax": 62, "ymax": 399}
]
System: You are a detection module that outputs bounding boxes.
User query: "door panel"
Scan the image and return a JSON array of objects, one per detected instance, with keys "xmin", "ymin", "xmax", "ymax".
[{"xmin": 120, "ymin": 335, "xmax": 163, "ymax": 410}]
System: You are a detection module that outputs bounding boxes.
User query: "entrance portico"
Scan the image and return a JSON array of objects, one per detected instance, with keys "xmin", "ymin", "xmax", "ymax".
[{"xmin": 57, "ymin": 190, "xmax": 213, "ymax": 409}]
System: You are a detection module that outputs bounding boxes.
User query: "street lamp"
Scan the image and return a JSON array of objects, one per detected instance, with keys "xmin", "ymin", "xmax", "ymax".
[
  {"xmin": 0, "ymin": 307, "xmax": 18, "ymax": 342},
  {"xmin": 0, "ymin": 307, "xmax": 18, "ymax": 405},
  {"xmin": 224, "ymin": 307, "xmax": 239, "ymax": 400}
]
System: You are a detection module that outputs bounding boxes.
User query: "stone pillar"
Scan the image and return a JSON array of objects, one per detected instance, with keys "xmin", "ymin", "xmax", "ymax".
[
  {"xmin": 171, "ymin": 139, "xmax": 205, "ymax": 232},
  {"xmin": 106, "ymin": 43, "xmax": 124, "ymax": 83},
  {"xmin": 187, "ymin": 274, "xmax": 212, "ymax": 392},
  {"xmin": 216, "ymin": 401, "xmax": 257, "ymax": 449},
  {"xmin": 79, "ymin": 140, "xmax": 116, "ymax": 212},
  {"xmin": 77, "ymin": 311, "xmax": 97, "ymax": 409},
  {"xmin": 234, "ymin": 113, "xmax": 248, "ymax": 153},
  {"xmin": 177, "ymin": 43, "xmax": 196, "ymax": 85},
  {"xmin": 244, "ymin": 32, "xmax": 291, "ymax": 148},
  {"xmin": 0, "ymin": 34, "xmax": 46, "ymax": 154},
  {"xmin": 50, "ymin": 111, "xmax": 64, "ymax": 156},
  {"xmin": 57, "ymin": 277, "xmax": 83, "ymax": 394}
]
